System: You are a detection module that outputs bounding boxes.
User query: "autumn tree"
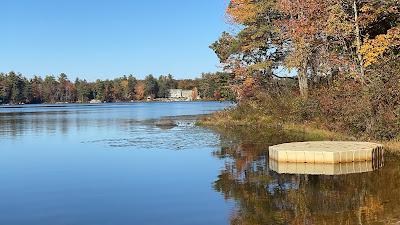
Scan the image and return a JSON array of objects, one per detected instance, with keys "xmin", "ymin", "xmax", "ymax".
[
  {"xmin": 213, "ymin": 0, "xmax": 399, "ymax": 99},
  {"xmin": 358, "ymin": 1, "xmax": 399, "ymax": 68},
  {"xmin": 276, "ymin": 0, "xmax": 333, "ymax": 98},
  {"xmin": 134, "ymin": 81, "xmax": 145, "ymax": 100},
  {"xmin": 56, "ymin": 73, "xmax": 76, "ymax": 102},
  {"xmin": 211, "ymin": 0, "xmax": 284, "ymax": 99},
  {"xmin": 177, "ymin": 79, "xmax": 199, "ymax": 90}
]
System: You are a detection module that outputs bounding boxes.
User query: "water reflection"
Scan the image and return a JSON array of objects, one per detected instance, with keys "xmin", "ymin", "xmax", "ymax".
[
  {"xmin": 0, "ymin": 102, "xmax": 231, "ymax": 139},
  {"xmin": 213, "ymin": 130, "xmax": 400, "ymax": 225},
  {"xmin": 1, "ymin": 103, "xmax": 400, "ymax": 224},
  {"xmin": 0, "ymin": 102, "xmax": 234, "ymax": 225},
  {"xmin": 269, "ymin": 160, "xmax": 384, "ymax": 175}
]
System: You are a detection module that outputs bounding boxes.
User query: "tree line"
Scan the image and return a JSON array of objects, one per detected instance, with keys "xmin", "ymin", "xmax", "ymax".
[
  {"xmin": 0, "ymin": 72, "xmax": 235, "ymax": 104},
  {"xmin": 210, "ymin": 0, "xmax": 399, "ymax": 140}
]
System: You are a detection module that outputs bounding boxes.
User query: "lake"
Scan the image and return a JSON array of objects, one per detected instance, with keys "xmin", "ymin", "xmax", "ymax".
[{"xmin": 0, "ymin": 102, "xmax": 399, "ymax": 225}]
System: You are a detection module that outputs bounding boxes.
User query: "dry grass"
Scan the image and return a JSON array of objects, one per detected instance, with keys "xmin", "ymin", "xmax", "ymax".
[
  {"xmin": 383, "ymin": 140, "xmax": 400, "ymax": 152},
  {"xmin": 198, "ymin": 110, "xmax": 350, "ymax": 142},
  {"xmin": 199, "ymin": 109, "xmax": 400, "ymax": 153},
  {"xmin": 283, "ymin": 123, "xmax": 350, "ymax": 141}
]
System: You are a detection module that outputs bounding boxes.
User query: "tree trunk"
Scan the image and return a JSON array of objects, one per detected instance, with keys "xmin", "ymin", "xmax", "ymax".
[
  {"xmin": 310, "ymin": 62, "xmax": 317, "ymax": 89},
  {"xmin": 298, "ymin": 59, "xmax": 309, "ymax": 99},
  {"xmin": 353, "ymin": 0, "xmax": 365, "ymax": 81}
]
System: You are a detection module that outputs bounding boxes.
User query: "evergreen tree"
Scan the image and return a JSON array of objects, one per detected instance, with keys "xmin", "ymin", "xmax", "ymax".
[{"xmin": 144, "ymin": 75, "xmax": 158, "ymax": 98}]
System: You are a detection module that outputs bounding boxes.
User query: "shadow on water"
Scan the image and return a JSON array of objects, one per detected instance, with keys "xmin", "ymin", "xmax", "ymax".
[{"xmin": 212, "ymin": 126, "xmax": 400, "ymax": 225}]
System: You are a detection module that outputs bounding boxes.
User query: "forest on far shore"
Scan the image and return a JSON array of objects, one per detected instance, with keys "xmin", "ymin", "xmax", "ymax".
[{"xmin": 0, "ymin": 72, "xmax": 235, "ymax": 104}]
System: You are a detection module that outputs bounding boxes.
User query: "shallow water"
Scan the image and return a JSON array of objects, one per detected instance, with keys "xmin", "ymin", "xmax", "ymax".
[{"xmin": 0, "ymin": 102, "xmax": 399, "ymax": 225}]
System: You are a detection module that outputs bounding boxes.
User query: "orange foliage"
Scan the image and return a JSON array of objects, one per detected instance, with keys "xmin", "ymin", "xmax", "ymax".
[
  {"xmin": 277, "ymin": 0, "xmax": 329, "ymax": 40},
  {"xmin": 234, "ymin": 76, "xmax": 258, "ymax": 100},
  {"xmin": 134, "ymin": 82, "xmax": 145, "ymax": 100},
  {"xmin": 226, "ymin": 0, "xmax": 258, "ymax": 24},
  {"xmin": 276, "ymin": 0, "xmax": 331, "ymax": 70},
  {"xmin": 191, "ymin": 87, "xmax": 199, "ymax": 100}
]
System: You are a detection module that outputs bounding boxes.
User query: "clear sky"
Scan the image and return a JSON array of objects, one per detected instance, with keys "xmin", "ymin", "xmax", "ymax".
[{"xmin": 1, "ymin": 0, "xmax": 229, "ymax": 80}]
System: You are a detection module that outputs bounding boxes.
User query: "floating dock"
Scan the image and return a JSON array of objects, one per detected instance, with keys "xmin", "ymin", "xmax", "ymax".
[{"xmin": 269, "ymin": 141, "xmax": 384, "ymax": 164}]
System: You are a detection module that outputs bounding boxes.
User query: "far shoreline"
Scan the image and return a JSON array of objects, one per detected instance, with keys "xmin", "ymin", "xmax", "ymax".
[{"xmin": 0, "ymin": 99, "xmax": 231, "ymax": 106}]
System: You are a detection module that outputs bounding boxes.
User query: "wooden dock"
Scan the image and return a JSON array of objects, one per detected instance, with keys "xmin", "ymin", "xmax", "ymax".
[{"xmin": 269, "ymin": 141, "xmax": 384, "ymax": 164}]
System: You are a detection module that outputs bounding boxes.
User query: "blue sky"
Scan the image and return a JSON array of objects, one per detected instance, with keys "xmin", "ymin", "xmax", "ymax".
[{"xmin": 0, "ymin": 0, "xmax": 229, "ymax": 80}]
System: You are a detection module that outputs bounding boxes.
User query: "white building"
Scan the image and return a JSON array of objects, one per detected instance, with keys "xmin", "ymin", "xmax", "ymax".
[
  {"xmin": 168, "ymin": 89, "xmax": 198, "ymax": 100},
  {"xmin": 181, "ymin": 90, "xmax": 192, "ymax": 99},
  {"xmin": 168, "ymin": 89, "xmax": 183, "ymax": 98}
]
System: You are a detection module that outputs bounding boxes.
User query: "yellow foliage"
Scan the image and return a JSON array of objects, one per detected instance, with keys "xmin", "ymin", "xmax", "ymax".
[
  {"xmin": 360, "ymin": 27, "xmax": 400, "ymax": 67},
  {"xmin": 243, "ymin": 76, "xmax": 255, "ymax": 87},
  {"xmin": 360, "ymin": 35, "xmax": 391, "ymax": 67}
]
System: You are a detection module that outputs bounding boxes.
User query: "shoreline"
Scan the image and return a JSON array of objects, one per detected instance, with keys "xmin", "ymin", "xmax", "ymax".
[
  {"xmin": 197, "ymin": 110, "xmax": 400, "ymax": 153},
  {"xmin": 0, "ymin": 99, "xmax": 228, "ymax": 108}
]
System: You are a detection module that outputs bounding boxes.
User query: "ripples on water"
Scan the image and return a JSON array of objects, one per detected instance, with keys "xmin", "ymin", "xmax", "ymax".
[
  {"xmin": 0, "ymin": 102, "xmax": 234, "ymax": 225},
  {"xmin": 85, "ymin": 121, "xmax": 221, "ymax": 150}
]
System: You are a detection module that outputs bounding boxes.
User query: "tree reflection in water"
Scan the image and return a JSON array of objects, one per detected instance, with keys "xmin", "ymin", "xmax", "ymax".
[{"xmin": 212, "ymin": 128, "xmax": 400, "ymax": 225}]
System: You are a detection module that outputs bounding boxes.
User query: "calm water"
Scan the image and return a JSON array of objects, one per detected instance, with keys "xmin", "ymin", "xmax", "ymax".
[{"xmin": 1, "ymin": 102, "xmax": 400, "ymax": 225}]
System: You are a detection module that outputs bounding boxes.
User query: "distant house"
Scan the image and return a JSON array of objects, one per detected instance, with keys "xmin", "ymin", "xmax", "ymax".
[
  {"xmin": 168, "ymin": 89, "xmax": 199, "ymax": 101},
  {"xmin": 181, "ymin": 90, "xmax": 192, "ymax": 99},
  {"xmin": 168, "ymin": 89, "xmax": 183, "ymax": 98}
]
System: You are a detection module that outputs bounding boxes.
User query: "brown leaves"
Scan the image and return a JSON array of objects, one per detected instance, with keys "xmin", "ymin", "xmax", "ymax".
[
  {"xmin": 134, "ymin": 81, "xmax": 145, "ymax": 100},
  {"xmin": 325, "ymin": 4, "xmax": 354, "ymax": 39}
]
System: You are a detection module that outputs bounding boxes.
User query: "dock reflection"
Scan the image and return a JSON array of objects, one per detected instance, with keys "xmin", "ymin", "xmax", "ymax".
[{"xmin": 269, "ymin": 155, "xmax": 384, "ymax": 175}]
